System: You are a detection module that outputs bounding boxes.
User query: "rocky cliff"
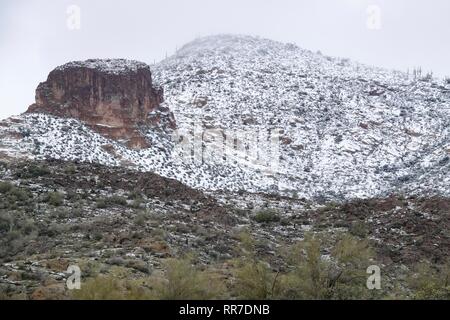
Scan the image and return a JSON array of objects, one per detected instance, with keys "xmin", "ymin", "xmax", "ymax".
[{"xmin": 27, "ymin": 59, "xmax": 176, "ymax": 149}]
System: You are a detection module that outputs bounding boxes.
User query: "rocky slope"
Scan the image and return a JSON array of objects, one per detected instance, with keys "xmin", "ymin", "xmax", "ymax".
[
  {"xmin": 153, "ymin": 35, "xmax": 450, "ymax": 199},
  {"xmin": 1, "ymin": 35, "xmax": 449, "ymax": 200},
  {"xmin": 1, "ymin": 160, "xmax": 449, "ymax": 299}
]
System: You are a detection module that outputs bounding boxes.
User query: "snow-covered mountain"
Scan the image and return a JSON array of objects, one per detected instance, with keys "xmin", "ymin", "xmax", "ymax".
[{"xmin": 1, "ymin": 35, "xmax": 449, "ymax": 200}]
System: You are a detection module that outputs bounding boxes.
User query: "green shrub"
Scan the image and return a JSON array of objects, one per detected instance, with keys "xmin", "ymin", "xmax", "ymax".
[
  {"xmin": 278, "ymin": 233, "xmax": 376, "ymax": 300},
  {"xmin": 16, "ymin": 164, "xmax": 50, "ymax": 178},
  {"xmin": 153, "ymin": 258, "xmax": 225, "ymax": 300},
  {"xmin": 150, "ymin": 228, "xmax": 167, "ymax": 241},
  {"xmin": 408, "ymin": 262, "xmax": 450, "ymax": 300},
  {"xmin": 46, "ymin": 223, "xmax": 67, "ymax": 237},
  {"xmin": 46, "ymin": 192, "xmax": 64, "ymax": 207},
  {"xmin": 0, "ymin": 186, "xmax": 29, "ymax": 208},
  {"xmin": 349, "ymin": 220, "xmax": 369, "ymax": 238},
  {"xmin": 96, "ymin": 195, "xmax": 127, "ymax": 208},
  {"xmin": 11, "ymin": 188, "xmax": 29, "ymax": 201},
  {"xmin": 232, "ymin": 231, "xmax": 279, "ymax": 299},
  {"xmin": 126, "ymin": 260, "xmax": 151, "ymax": 274},
  {"xmin": 64, "ymin": 164, "xmax": 77, "ymax": 174},
  {"xmin": 20, "ymin": 218, "xmax": 37, "ymax": 235},
  {"xmin": 92, "ymin": 232, "xmax": 103, "ymax": 241},
  {"xmin": 128, "ymin": 191, "xmax": 143, "ymax": 200},
  {"xmin": 253, "ymin": 210, "xmax": 280, "ymax": 224},
  {"xmin": 234, "ymin": 260, "xmax": 277, "ymax": 300},
  {"xmin": 110, "ymin": 196, "xmax": 128, "ymax": 206},
  {"xmin": 0, "ymin": 212, "xmax": 13, "ymax": 233},
  {"xmin": 0, "ymin": 181, "xmax": 13, "ymax": 194},
  {"xmin": 0, "ymin": 212, "xmax": 38, "ymax": 258},
  {"xmin": 72, "ymin": 276, "xmax": 152, "ymax": 300},
  {"xmin": 134, "ymin": 212, "xmax": 148, "ymax": 226},
  {"xmin": 96, "ymin": 198, "xmax": 108, "ymax": 209},
  {"xmin": 279, "ymin": 233, "xmax": 329, "ymax": 299}
]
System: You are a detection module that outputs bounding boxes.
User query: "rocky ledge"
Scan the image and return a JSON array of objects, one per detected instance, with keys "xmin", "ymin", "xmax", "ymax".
[{"xmin": 27, "ymin": 59, "xmax": 176, "ymax": 149}]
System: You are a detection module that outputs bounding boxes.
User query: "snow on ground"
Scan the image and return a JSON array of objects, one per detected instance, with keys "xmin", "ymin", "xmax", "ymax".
[{"xmin": 55, "ymin": 59, "xmax": 150, "ymax": 75}]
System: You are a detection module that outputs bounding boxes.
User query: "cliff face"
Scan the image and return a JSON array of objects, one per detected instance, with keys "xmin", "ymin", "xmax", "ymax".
[{"xmin": 27, "ymin": 59, "xmax": 176, "ymax": 149}]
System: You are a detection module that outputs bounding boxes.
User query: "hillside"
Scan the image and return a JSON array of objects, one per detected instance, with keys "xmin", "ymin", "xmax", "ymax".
[
  {"xmin": 153, "ymin": 34, "xmax": 450, "ymax": 199},
  {"xmin": 0, "ymin": 160, "xmax": 449, "ymax": 299},
  {"xmin": 1, "ymin": 35, "xmax": 450, "ymax": 300},
  {"xmin": 1, "ymin": 35, "xmax": 449, "ymax": 200}
]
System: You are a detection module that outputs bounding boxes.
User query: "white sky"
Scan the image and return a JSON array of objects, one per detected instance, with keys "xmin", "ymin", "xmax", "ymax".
[{"xmin": 1, "ymin": 0, "xmax": 449, "ymax": 120}]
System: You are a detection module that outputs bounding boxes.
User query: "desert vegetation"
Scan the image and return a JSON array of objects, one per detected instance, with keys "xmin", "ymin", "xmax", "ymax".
[
  {"xmin": 0, "ymin": 161, "xmax": 449, "ymax": 300},
  {"xmin": 68, "ymin": 232, "xmax": 449, "ymax": 300}
]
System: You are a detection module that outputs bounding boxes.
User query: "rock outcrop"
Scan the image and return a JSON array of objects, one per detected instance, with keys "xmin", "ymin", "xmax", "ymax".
[{"xmin": 27, "ymin": 59, "xmax": 176, "ymax": 149}]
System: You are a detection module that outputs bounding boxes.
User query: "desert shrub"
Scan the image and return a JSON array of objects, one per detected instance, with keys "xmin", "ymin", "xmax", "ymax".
[
  {"xmin": 5, "ymin": 229, "xmax": 22, "ymax": 241},
  {"xmin": 329, "ymin": 235, "xmax": 377, "ymax": 299},
  {"xmin": 106, "ymin": 257, "xmax": 126, "ymax": 266},
  {"xmin": 278, "ymin": 233, "xmax": 328, "ymax": 299},
  {"xmin": 16, "ymin": 164, "xmax": 50, "ymax": 179},
  {"xmin": 96, "ymin": 195, "xmax": 127, "ymax": 208},
  {"xmin": 29, "ymin": 164, "xmax": 51, "ymax": 177},
  {"xmin": 44, "ymin": 223, "xmax": 68, "ymax": 237},
  {"xmin": 8, "ymin": 187, "xmax": 29, "ymax": 201},
  {"xmin": 0, "ymin": 185, "xmax": 30, "ymax": 210},
  {"xmin": 278, "ymin": 233, "xmax": 376, "ymax": 300},
  {"xmin": 150, "ymin": 228, "xmax": 167, "ymax": 241},
  {"xmin": 51, "ymin": 208, "xmax": 69, "ymax": 219},
  {"xmin": 46, "ymin": 192, "xmax": 64, "ymax": 207},
  {"xmin": 0, "ymin": 218, "xmax": 37, "ymax": 258},
  {"xmin": 232, "ymin": 231, "xmax": 278, "ymax": 299},
  {"xmin": 96, "ymin": 198, "xmax": 108, "ymax": 209},
  {"xmin": 153, "ymin": 258, "xmax": 225, "ymax": 300},
  {"xmin": 128, "ymin": 191, "xmax": 143, "ymax": 200},
  {"xmin": 71, "ymin": 207, "xmax": 84, "ymax": 218},
  {"xmin": 92, "ymin": 231, "xmax": 103, "ymax": 241},
  {"xmin": 408, "ymin": 262, "xmax": 450, "ymax": 300},
  {"xmin": 349, "ymin": 220, "xmax": 369, "ymax": 238},
  {"xmin": 0, "ymin": 211, "xmax": 36, "ymax": 235},
  {"xmin": 64, "ymin": 164, "xmax": 77, "ymax": 174},
  {"xmin": 110, "ymin": 195, "xmax": 128, "ymax": 206},
  {"xmin": 20, "ymin": 218, "xmax": 37, "ymax": 235},
  {"xmin": 0, "ymin": 181, "xmax": 13, "ymax": 194},
  {"xmin": 66, "ymin": 191, "xmax": 82, "ymax": 202},
  {"xmin": 125, "ymin": 260, "xmax": 151, "ymax": 274},
  {"xmin": 234, "ymin": 260, "xmax": 277, "ymax": 300},
  {"xmin": 234, "ymin": 230, "xmax": 256, "ymax": 256},
  {"xmin": 75, "ymin": 260, "xmax": 104, "ymax": 279},
  {"xmin": 0, "ymin": 212, "xmax": 13, "ymax": 233},
  {"xmin": 72, "ymin": 276, "xmax": 152, "ymax": 300},
  {"xmin": 134, "ymin": 212, "xmax": 148, "ymax": 226},
  {"xmin": 252, "ymin": 210, "xmax": 280, "ymax": 224}
]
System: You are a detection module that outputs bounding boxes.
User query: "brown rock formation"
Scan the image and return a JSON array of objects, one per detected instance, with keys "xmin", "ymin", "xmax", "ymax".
[{"xmin": 27, "ymin": 59, "xmax": 176, "ymax": 149}]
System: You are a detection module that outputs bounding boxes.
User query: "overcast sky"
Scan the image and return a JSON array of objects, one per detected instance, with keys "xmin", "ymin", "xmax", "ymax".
[{"xmin": 1, "ymin": 0, "xmax": 449, "ymax": 120}]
